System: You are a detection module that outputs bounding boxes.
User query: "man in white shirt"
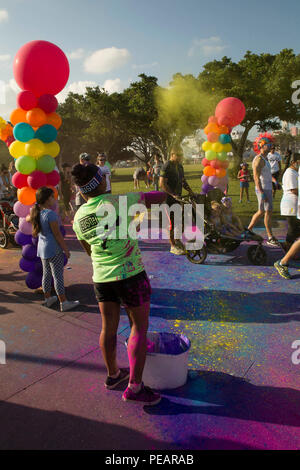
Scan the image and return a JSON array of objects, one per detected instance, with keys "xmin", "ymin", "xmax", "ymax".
[
  {"xmin": 267, "ymin": 145, "xmax": 282, "ymax": 198},
  {"xmin": 97, "ymin": 153, "xmax": 111, "ymax": 194}
]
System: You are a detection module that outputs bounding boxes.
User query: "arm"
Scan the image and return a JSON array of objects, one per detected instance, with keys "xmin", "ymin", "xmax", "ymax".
[
  {"xmin": 159, "ymin": 176, "xmax": 174, "ymax": 197},
  {"xmin": 252, "ymin": 157, "xmax": 264, "ymax": 193},
  {"xmin": 182, "ymin": 177, "xmax": 194, "ymax": 195},
  {"xmin": 78, "ymin": 239, "xmax": 91, "ymax": 256},
  {"xmin": 49, "ymin": 220, "xmax": 70, "ymax": 258}
]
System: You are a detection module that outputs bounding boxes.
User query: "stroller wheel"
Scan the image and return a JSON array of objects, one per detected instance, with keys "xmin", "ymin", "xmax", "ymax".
[
  {"xmin": 0, "ymin": 229, "xmax": 9, "ymax": 249},
  {"xmin": 247, "ymin": 245, "xmax": 267, "ymax": 265},
  {"xmin": 186, "ymin": 246, "xmax": 207, "ymax": 264}
]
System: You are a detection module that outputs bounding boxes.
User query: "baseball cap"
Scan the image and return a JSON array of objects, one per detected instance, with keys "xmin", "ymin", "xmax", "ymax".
[{"xmin": 79, "ymin": 152, "xmax": 91, "ymax": 162}]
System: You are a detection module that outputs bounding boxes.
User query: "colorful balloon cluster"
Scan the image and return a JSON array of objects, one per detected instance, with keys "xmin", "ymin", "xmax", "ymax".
[
  {"xmin": 0, "ymin": 117, "xmax": 15, "ymax": 147},
  {"xmin": 201, "ymin": 97, "xmax": 246, "ymax": 194},
  {"xmin": 10, "ymin": 40, "xmax": 69, "ymax": 290}
]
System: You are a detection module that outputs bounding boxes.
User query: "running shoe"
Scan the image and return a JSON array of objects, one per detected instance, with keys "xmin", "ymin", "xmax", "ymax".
[
  {"xmin": 60, "ymin": 300, "xmax": 80, "ymax": 312},
  {"xmin": 267, "ymin": 237, "xmax": 281, "ymax": 247},
  {"xmin": 274, "ymin": 260, "xmax": 291, "ymax": 280},
  {"xmin": 105, "ymin": 368, "xmax": 130, "ymax": 390},
  {"xmin": 42, "ymin": 296, "xmax": 58, "ymax": 308},
  {"xmin": 122, "ymin": 383, "xmax": 161, "ymax": 406},
  {"xmin": 170, "ymin": 245, "xmax": 186, "ymax": 255}
]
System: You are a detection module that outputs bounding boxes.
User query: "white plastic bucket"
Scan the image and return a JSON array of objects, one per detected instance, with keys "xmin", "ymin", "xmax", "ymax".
[{"xmin": 126, "ymin": 332, "xmax": 191, "ymax": 390}]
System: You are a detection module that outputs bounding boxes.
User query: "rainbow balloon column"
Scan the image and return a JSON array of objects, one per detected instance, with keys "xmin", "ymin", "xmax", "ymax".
[
  {"xmin": 201, "ymin": 97, "xmax": 246, "ymax": 194},
  {"xmin": 10, "ymin": 40, "xmax": 69, "ymax": 290}
]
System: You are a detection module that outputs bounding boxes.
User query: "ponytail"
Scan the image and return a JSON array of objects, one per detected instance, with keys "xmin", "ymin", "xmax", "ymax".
[{"xmin": 29, "ymin": 186, "xmax": 54, "ymax": 237}]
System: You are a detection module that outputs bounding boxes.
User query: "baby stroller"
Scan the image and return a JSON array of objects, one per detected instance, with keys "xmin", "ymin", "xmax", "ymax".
[
  {"xmin": 175, "ymin": 189, "xmax": 267, "ymax": 266},
  {"xmin": 0, "ymin": 198, "xmax": 19, "ymax": 249}
]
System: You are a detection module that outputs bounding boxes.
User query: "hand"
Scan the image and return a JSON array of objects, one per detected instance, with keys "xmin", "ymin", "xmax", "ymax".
[{"xmin": 65, "ymin": 249, "xmax": 71, "ymax": 259}]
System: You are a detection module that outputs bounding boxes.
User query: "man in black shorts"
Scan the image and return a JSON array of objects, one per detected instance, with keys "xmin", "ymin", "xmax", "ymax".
[{"xmin": 159, "ymin": 148, "xmax": 194, "ymax": 255}]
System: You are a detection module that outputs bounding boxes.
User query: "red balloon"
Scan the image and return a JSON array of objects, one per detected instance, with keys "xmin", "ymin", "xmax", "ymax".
[
  {"xmin": 210, "ymin": 159, "xmax": 221, "ymax": 169},
  {"xmin": 27, "ymin": 170, "xmax": 47, "ymax": 189},
  {"xmin": 215, "ymin": 97, "xmax": 246, "ymax": 128},
  {"xmin": 12, "ymin": 172, "xmax": 28, "ymax": 189},
  {"xmin": 17, "ymin": 90, "xmax": 38, "ymax": 110},
  {"xmin": 38, "ymin": 94, "xmax": 58, "ymax": 113},
  {"xmin": 201, "ymin": 158, "xmax": 209, "ymax": 167},
  {"xmin": 46, "ymin": 170, "xmax": 60, "ymax": 187},
  {"xmin": 13, "ymin": 40, "xmax": 70, "ymax": 97},
  {"xmin": 6, "ymin": 136, "xmax": 15, "ymax": 147}
]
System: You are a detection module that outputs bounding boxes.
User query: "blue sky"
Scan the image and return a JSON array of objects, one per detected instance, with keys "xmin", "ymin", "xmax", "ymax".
[{"xmin": 0, "ymin": 0, "xmax": 299, "ymax": 118}]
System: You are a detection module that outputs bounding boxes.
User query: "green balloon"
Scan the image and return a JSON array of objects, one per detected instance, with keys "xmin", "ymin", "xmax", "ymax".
[
  {"xmin": 15, "ymin": 155, "xmax": 36, "ymax": 175},
  {"xmin": 205, "ymin": 150, "xmax": 217, "ymax": 161},
  {"xmin": 217, "ymin": 151, "xmax": 228, "ymax": 161},
  {"xmin": 36, "ymin": 154, "xmax": 56, "ymax": 174}
]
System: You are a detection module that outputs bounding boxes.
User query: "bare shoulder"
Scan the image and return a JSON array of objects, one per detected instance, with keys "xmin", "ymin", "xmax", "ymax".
[{"xmin": 252, "ymin": 155, "xmax": 263, "ymax": 169}]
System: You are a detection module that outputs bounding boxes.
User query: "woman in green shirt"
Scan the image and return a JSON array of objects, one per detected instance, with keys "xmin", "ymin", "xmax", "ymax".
[{"xmin": 72, "ymin": 163, "xmax": 165, "ymax": 405}]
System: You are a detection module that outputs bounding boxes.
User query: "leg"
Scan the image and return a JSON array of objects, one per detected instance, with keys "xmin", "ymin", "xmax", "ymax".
[
  {"xmin": 98, "ymin": 301, "xmax": 121, "ymax": 376},
  {"xmin": 264, "ymin": 211, "xmax": 273, "ymax": 239},
  {"xmin": 41, "ymin": 258, "xmax": 52, "ymax": 299},
  {"xmin": 240, "ymin": 186, "xmax": 243, "ymax": 201},
  {"xmin": 245, "ymin": 187, "xmax": 249, "ymax": 201},
  {"xmin": 49, "ymin": 252, "xmax": 66, "ymax": 303},
  {"xmin": 126, "ymin": 301, "xmax": 150, "ymax": 384},
  {"xmin": 248, "ymin": 210, "xmax": 264, "ymax": 231},
  {"xmin": 281, "ymin": 239, "xmax": 300, "ymax": 265}
]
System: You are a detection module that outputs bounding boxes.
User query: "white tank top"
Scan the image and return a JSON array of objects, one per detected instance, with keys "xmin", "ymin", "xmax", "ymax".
[{"xmin": 254, "ymin": 155, "xmax": 273, "ymax": 190}]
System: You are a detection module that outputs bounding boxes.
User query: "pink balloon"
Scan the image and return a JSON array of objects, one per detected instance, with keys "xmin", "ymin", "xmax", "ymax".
[
  {"xmin": 27, "ymin": 170, "xmax": 47, "ymax": 189},
  {"xmin": 19, "ymin": 217, "xmax": 33, "ymax": 235},
  {"xmin": 14, "ymin": 201, "xmax": 33, "ymax": 218},
  {"xmin": 210, "ymin": 159, "xmax": 221, "ymax": 169},
  {"xmin": 13, "ymin": 40, "xmax": 70, "ymax": 97},
  {"xmin": 38, "ymin": 94, "xmax": 58, "ymax": 113},
  {"xmin": 17, "ymin": 90, "xmax": 38, "ymax": 110},
  {"xmin": 201, "ymin": 158, "xmax": 209, "ymax": 167},
  {"xmin": 208, "ymin": 115, "xmax": 218, "ymax": 124},
  {"xmin": 46, "ymin": 170, "xmax": 60, "ymax": 187},
  {"xmin": 215, "ymin": 97, "xmax": 246, "ymax": 128},
  {"xmin": 201, "ymin": 175, "xmax": 208, "ymax": 184},
  {"xmin": 208, "ymin": 175, "xmax": 219, "ymax": 187}
]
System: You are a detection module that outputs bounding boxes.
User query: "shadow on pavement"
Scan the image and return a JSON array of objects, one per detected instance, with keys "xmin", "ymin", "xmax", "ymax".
[{"xmin": 145, "ymin": 370, "xmax": 300, "ymax": 428}]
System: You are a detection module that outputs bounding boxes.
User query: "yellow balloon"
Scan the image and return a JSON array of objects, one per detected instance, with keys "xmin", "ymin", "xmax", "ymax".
[
  {"xmin": 44, "ymin": 141, "xmax": 60, "ymax": 158},
  {"xmin": 211, "ymin": 142, "xmax": 223, "ymax": 153},
  {"xmin": 25, "ymin": 139, "xmax": 45, "ymax": 159},
  {"xmin": 9, "ymin": 140, "xmax": 26, "ymax": 159},
  {"xmin": 223, "ymin": 143, "xmax": 232, "ymax": 152},
  {"xmin": 202, "ymin": 141, "xmax": 212, "ymax": 151},
  {"xmin": 0, "ymin": 117, "xmax": 6, "ymax": 129}
]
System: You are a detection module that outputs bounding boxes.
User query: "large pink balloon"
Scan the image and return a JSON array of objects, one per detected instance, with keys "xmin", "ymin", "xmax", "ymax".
[
  {"xmin": 14, "ymin": 201, "xmax": 33, "ymax": 218},
  {"xmin": 13, "ymin": 40, "xmax": 69, "ymax": 97},
  {"xmin": 215, "ymin": 97, "xmax": 246, "ymax": 128},
  {"xmin": 19, "ymin": 217, "xmax": 33, "ymax": 235}
]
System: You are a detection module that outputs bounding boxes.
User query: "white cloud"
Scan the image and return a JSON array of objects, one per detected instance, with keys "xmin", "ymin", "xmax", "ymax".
[
  {"xmin": 188, "ymin": 36, "xmax": 228, "ymax": 57},
  {"xmin": 57, "ymin": 80, "xmax": 97, "ymax": 103},
  {"xmin": 84, "ymin": 47, "xmax": 130, "ymax": 74},
  {"xmin": 68, "ymin": 48, "xmax": 85, "ymax": 60},
  {"xmin": 0, "ymin": 10, "xmax": 8, "ymax": 23},
  {"xmin": 0, "ymin": 79, "xmax": 21, "ymax": 120},
  {"xmin": 132, "ymin": 62, "xmax": 158, "ymax": 69},
  {"xmin": 102, "ymin": 78, "xmax": 122, "ymax": 94},
  {"xmin": 0, "ymin": 54, "xmax": 10, "ymax": 62}
]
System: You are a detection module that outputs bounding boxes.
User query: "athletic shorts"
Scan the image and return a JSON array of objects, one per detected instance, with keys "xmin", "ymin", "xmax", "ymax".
[
  {"xmin": 240, "ymin": 181, "xmax": 249, "ymax": 188},
  {"xmin": 93, "ymin": 270, "xmax": 151, "ymax": 307},
  {"xmin": 256, "ymin": 189, "xmax": 273, "ymax": 212}
]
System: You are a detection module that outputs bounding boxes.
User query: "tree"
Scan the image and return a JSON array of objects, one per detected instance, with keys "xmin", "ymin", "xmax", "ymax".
[{"xmin": 198, "ymin": 49, "xmax": 300, "ymax": 164}]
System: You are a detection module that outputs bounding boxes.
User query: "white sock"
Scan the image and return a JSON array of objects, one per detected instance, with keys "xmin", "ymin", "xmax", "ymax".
[
  {"xmin": 109, "ymin": 369, "xmax": 120, "ymax": 379},
  {"xmin": 128, "ymin": 382, "xmax": 142, "ymax": 393}
]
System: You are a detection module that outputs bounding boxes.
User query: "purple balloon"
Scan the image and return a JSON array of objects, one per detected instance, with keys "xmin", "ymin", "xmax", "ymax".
[
  {"xmin": 60, "ymin": 225, "xmax": 66, "ymax": 237},
  {"xmin": 19, "ymin": 257, "xmax": 36, "ymax": 273},
  {"xmin": 32, "ymin": 236, "xmax": 38, "ymax": 246},
  {"xmin": 34, "ymin": 259, "xmax": 43, "ymax": 275},
  {"xmin": 208, "ymin": 176, "xmax": 219, "ymax": 187},
  {"xmin": 13, "ymin": 201, "xmax": 33, "ymax": 218},
  {"xmin": 22, "ymin": 244, "xmax": 37, "ymax": 260},
  {"xmin": 201, "ymin": 175, "xmax": 208, "ymax": 184},
  {"xmin": 202, "ymin": 183, "xmax": 215, "ymax": 194},
  {"xmin": 15, "ymin": 230, "xmax": 32, "ymax": 246},
  {"xmin": 25, "ymin": 271, "xmax": 42, "ymax": 290},
  {"xmin": 19, "ymin": 217, "xmax": 33, "ymax": 235}
]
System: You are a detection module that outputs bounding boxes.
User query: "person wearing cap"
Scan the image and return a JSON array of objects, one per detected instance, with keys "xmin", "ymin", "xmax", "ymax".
[
  {"xmin": 75, "ymin": 153, "xmax": 91, "ymax": 210},
  {"xmin": 237, "ymin": 162, "xmax": 251, "ymax": 203},
  {"xmin": 247, "ymin": 139, "xmax": 279, "ymax": 246},
  {"xmin": 97, "ymin": 153, "xmax": 112, "ymax": 194},
  {"xmin": 267, "ymin": 145, "xmax": 282, "ymax": 198}
]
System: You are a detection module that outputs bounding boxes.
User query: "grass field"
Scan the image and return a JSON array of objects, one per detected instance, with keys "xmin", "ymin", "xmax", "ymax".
[{"xmin": 111, "ymin": 164, "xmax": 282, "ymax": 225}]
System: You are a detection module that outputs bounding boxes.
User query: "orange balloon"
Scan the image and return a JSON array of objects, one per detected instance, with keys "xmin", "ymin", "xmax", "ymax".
[
  {"xmin": 46, "ymin": 112, "xmax": 62, "ymax": 130},
  {"xmin": 46, "ymin": 185, "xmax": 58, "ymax": 199},
  {"xmin": 203, "ymin": 166, "xmax": 216, "ymax": 177},
  {"xmin": 218, "ymin": 125, "xmax": 229, "ymax": 134},
  {"xmin": 26, "ymin": 108, "xmax": 47, "ymax": 128},
  {"xmin": 0, "ymin": 124, "xmax": 13, "ymax": 141},
  {"xmin": 216, "ymin": 168, "xmax": 226, "ymax": 178},
  {"xmin": 204, "ymin": 122, "xmax": 219, "ymax": 135},
  {"xmin": 17, "ymin": 187, "xmax": 36, "ymax": 206},
  {"xmin": 10, "ymin": 108, "xmax": 27, "ymax": 126}
]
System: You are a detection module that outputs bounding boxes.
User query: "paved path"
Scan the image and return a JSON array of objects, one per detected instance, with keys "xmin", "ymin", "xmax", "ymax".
[{"xmin": 1, "ymin": 223, "xmax": 300, "ymax": 450}]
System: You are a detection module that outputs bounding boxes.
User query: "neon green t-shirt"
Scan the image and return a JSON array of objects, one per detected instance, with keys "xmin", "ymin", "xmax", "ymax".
[{"xmin": 73, "ymin": 192, "xmax": 146, "ymax": 283}]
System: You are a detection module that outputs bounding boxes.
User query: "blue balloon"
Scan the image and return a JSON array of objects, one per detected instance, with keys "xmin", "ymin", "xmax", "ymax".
[
  {"xmin": 219, "ymin": 134, "xmax": 232, "ymax": 144},
  {"xmin": 13, "ymin": 122, "xmax": 35, "ymax": 142},
  {"xmin": 35, "ymin": 124, "xmax": 57, "ymax": 143}
]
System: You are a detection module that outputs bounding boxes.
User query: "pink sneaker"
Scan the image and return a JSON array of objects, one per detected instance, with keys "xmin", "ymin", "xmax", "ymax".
[{"xmin": 122, "ymin": 383, "xmax": 161, "ymax": 406}]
